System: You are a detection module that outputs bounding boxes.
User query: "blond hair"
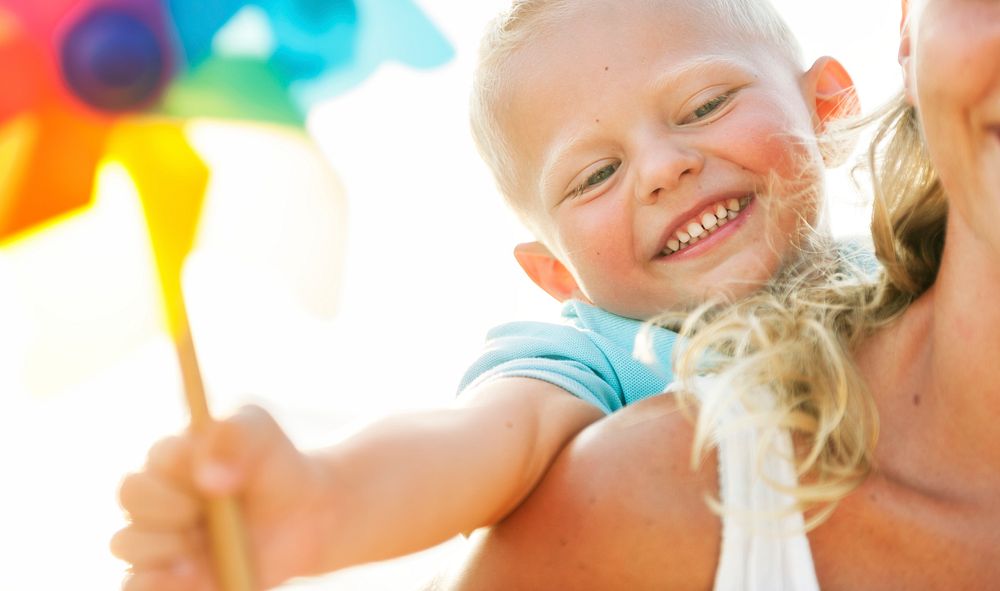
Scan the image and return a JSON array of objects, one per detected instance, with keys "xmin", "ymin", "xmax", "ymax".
[
  {"xmin": 470, "ymin": 0, "xmax": 805, "ymax": 222},
  {"xmin": 668, "ymin": 93, "xmax": 946, "ymax": 525}
]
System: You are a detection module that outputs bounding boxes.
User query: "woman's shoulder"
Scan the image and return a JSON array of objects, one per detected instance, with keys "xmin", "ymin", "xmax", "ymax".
[{"xmin": 432, "ymin": 394, "xmax": 721, "ymax": 591}]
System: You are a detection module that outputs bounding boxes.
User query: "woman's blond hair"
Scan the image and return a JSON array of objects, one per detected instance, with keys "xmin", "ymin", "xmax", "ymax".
[{"xmin": 667, "ymin": 93, "xmax": 946, "ymax": 526}]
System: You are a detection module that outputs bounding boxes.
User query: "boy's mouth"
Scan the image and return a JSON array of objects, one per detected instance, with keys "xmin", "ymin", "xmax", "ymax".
[{"xmin": 658, "ymin": 194, "xmax": 752, "ymax": 257}]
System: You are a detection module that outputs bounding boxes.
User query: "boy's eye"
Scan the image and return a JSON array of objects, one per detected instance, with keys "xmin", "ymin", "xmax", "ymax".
[
  {"xmin": 586, "ymin": 162, "xmax": 618, "ymax": 186},
  {"xmin": 568, "ymin": 161, "xmax": 620, "ymax": 199},
  {"xmin": 684, "ymin": 90, "xmax": 736, "ymax": 124}
]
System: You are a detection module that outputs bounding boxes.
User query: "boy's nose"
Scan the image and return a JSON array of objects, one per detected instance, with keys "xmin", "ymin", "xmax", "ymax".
[{"xmin": 633, "ymin": 141, "xmax": 704, "ymax": 205}]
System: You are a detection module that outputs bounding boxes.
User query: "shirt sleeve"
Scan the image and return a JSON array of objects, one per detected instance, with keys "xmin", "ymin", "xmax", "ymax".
[{"xmin": 458, "ymin": 320, "xmax": 625, "ymax": 415}]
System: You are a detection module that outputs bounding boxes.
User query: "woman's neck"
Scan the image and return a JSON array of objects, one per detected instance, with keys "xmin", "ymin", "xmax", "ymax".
[
  {"xmin": 861, "ymin": 213, "xmax": 1000, "ymax": 499},
  {"xmin": 932, "ymin": 229, "xmax": 1000, "ymax": 408}
]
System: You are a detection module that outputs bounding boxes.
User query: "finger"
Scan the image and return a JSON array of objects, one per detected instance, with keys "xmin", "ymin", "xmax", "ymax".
[
  {"xmin": 110, "ymin": 525, "xmax": 202, "ymax": 567},
  {"xmin": 146, "ymin": 435, "xmax": 196, "ymax": 491},
  {"xmin": 193, "ymin": 405, "xmax": 285, "ymax": 496},
  {"xmin": 121, "ymin": 560, "xmax": 215, "ymax": 591},
  {"xmin": 118, "ymin": 471, "xmax": 201, "ymax": 528}
]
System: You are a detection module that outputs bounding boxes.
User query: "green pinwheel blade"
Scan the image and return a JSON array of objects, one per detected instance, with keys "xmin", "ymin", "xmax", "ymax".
[{"xmin": 158, "ymin": 56, "xmax": 304, "ymax": 126}]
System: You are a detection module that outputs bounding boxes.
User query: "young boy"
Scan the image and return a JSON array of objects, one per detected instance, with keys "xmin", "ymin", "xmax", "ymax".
[{"xmin": 112, "ymin": 0, "xmax": 857, "ymax": 587}]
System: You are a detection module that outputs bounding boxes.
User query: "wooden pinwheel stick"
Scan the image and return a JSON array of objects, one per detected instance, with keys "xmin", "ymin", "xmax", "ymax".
[
  {"xmin": 174, "ymin": 302, "xmax": 256, "ymax": 591},
  {"xmin": 111, "ymin": 119, "xmax": 256, "ymax": 590}
]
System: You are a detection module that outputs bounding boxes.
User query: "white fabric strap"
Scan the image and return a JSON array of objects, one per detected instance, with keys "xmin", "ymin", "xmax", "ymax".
[{"xmin": 671, "ymin": 378, "xmax": 821, "ymax": 590}]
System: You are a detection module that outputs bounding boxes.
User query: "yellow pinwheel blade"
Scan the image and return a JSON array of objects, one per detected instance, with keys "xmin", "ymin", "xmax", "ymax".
[{"xmin": 101, "ymin": 119, "xmax": 209, "ymax": 337}]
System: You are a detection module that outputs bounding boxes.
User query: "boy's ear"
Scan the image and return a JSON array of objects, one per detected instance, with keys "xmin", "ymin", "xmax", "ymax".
[
  {"xmin": 806, "ymin": 56, "xmax": 860, "ymax": 167},
  {"xmin": 807, "ymin": 56, "xmax": 860, "ymax": 129},
  {"xmin": 513, "ymin": 241, "xmax": 582, "ymax": 303}
]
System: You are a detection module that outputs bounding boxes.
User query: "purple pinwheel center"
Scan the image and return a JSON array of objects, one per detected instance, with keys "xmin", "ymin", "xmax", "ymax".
[{"xmin": 61, "ymin": 8, "xmax": 166, "ymax": 112}]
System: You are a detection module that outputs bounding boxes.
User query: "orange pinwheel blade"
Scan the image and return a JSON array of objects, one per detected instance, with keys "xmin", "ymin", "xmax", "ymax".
[
  {"xmin": 0, "ymin": 3, "xmax": 112, "ymax": 242},
  {"xmin": 0, "ymin": 105, "xmax": 111, "ymax": 242}
]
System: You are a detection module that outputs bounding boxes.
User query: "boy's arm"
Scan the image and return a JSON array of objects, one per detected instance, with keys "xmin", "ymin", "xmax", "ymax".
[
  {"xmin": 313, "ymin": 377, "xmax": 604, "ymax": 570},
  {"xmin": 113, "ymin": 378, "xmax": 603, "ymax": 588}
]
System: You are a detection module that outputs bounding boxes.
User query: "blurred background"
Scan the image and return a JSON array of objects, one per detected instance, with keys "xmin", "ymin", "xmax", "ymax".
[{"xmin": 0, "ymin": 0, "xmax": 900, "ymax": 588}]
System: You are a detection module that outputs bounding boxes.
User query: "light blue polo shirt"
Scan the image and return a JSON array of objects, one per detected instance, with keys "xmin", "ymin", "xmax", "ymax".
[
  {"xmin": 458, "ymin": 300, "xmax": 678, "ymax": 414},
  {"xmin": 458, "ymin": 243, "xmax": 879, "ymax": 414}
]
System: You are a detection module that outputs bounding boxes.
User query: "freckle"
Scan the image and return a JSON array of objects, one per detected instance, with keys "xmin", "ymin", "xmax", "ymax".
[
  {"xmin": 913, "ymin": 394, "xmax": 921, "ymax": 406},
  {"xmin": 604, "ymin": 66, "xmax": 609, "ymax": 71},
  {"xmin": 595, "ymin": 118, "xmax": 600, "ymax": 123},
  {"xmin": 505, "ymin": 421, "xmax": 513, "ymax": 429},
  {"xmin": 588, "ymin": 495, "xmax": 597, "ymax": 505},
  {"xmin": 559, "ymin": 537, "xmax": 568, "ymax": 547}
]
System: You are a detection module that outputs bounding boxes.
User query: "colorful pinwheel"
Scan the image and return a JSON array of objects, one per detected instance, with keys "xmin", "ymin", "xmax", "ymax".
[
  {"xmin": 0, "ymin": 1, "xmax": 453, "ymax": 587},
  {"xmin": 1, "ymin": 0, "xmax": 453, "ymax": 240}
]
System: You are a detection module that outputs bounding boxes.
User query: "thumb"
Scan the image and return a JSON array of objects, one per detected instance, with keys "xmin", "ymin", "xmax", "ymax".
[{"xmin": 192, "ymin": 405, "xmax": 280, "ymax": 496}]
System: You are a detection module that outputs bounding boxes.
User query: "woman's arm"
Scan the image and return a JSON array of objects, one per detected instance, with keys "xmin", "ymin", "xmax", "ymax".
[{"xmin": 429, "ymin": 394, "xmax": 722, "ymax": 591}]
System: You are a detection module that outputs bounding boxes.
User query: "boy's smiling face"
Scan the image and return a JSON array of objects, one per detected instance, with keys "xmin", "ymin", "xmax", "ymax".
[{"xmin": 500, "ymin": 0, "xmax": 841, "ymax": 320}]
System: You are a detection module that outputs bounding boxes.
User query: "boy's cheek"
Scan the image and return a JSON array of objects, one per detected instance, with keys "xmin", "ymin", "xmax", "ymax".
[
  {"xmin": 753, "ymin": 132, "xmax": 813, "ymax": 180},
  {"xmin": 566, "ymin": 247, "xmax": 633, "ymax": 289},
  {"xmin": 717, "ymin": 106, "xmax": 820, "ymax": 180},
  {"xmin": 558, "ymin": 208, "xmax": 632, "ymax": 261},
  {"xmin": 560, "ymin": 238, "xmax": 640, "ymax": 307}
]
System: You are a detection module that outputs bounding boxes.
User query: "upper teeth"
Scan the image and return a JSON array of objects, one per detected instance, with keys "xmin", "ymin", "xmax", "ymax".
[{"xmin": 661, "ymin": 196, "xmax": 750, "ymax": 256}]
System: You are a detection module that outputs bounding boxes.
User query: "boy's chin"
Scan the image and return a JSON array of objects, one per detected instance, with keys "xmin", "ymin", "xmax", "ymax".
[{"xmin": 621, "ymin": 282, "xmax": 767, "ymax": 324}]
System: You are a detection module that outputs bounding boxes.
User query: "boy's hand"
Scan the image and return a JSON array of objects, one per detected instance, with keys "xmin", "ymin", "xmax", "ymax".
[{"xmin": 112, "ymin": 406, "xmax": 332, "ymax": 590}]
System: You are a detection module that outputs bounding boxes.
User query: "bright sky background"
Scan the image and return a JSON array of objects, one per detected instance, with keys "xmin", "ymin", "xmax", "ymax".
[{"xmin": 0, "ymin": 1, "xmax": 901, "ymax": 588}]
